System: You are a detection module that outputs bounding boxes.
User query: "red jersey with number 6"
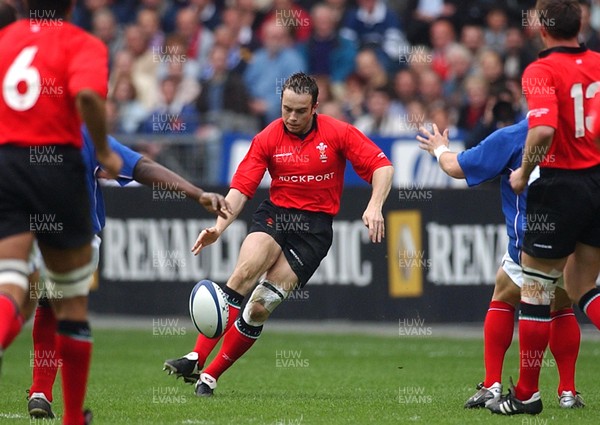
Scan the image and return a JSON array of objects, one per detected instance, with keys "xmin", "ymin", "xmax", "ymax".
[
  {"xmin": 231, "ymin": 114, "xmax": 391, "ymax": 215},
  {"xmin": 0, "ymin": 20, "xmax": 108, "ymax": 148},
  {"xmin": 522, "ymin": 45, "xmax": 600, "ymax": 169}
]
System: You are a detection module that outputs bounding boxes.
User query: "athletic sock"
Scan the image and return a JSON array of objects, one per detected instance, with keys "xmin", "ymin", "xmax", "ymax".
[
  {"xmin": 515, "ymin": 302, "xmax": 551, "ymax": 400},
  {"xmin": 57, "ymin": 320, "xmax": 92, "ymax": 425},
  {"xmin": 0, "ymin": 293, "xmax": 19, "ymax": 349},
  {"xmin": 193, "ymin": 286, "xmax": 244, "ymax": 368},
  {"xmin": 4, "ymin": 312, "xmax": 24, "ymax": 348},
  {"xmin": 202, "ymin": 315, "xmax": 262, "ymax": 381},
  {"xmin": 29, "ymin": 303, "xmax": 58, "ymax": 402},
  {"xmin": 549, "ymin": 308, "xmax": 579, "ymax": 395},
  {"xmin": 579, "ymin": 288, "xmax": 600, "ymax": 330},
  {"xmin": 483, "ymin": 301, "xmax": 515, "ymax": 388}
]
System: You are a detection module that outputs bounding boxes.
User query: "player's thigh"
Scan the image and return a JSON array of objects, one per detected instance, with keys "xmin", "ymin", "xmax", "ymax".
[
  {"xmin": 265, "ymin": 252, "xmax": 300, "ymax": 292},
  {"xmin": 228, "ymin": 231, "xmax": 283, "ymax": 293},
  {"xmin": 0, "ymin": 232, "xmax": 34, "ymax": 260},
  {"xmin": 492, "ymin": 265, "xmax": 520, "ymax": 307},
  {"xmin": 552, "ymin": 286, "xmax": 573, "ymax": 311},
  {"xmin": 563, "ymin": 242, "xmax": 600, "ymax": 303},
  {"xmin": 39, "ymin": 242, "xmax": 93, "ymax": 273}
]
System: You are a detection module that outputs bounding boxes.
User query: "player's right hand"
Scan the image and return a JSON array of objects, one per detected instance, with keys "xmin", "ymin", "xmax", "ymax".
[
  {"xmin": 192, "ymin": 227, "xmax": 221, "ymax": 255},
  {"xmin": 96, "ymin": 149, "xmax": 123, "ymax": 179}
]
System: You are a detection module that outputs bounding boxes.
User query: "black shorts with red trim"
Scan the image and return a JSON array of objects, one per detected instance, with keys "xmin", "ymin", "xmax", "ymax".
[
  {"xmin": 523, "ymin": 164, "xmax": 600, "ymax": 259},
  {"xmin": 0, "ymin": 144, "xmax": 92, "ymax": 249},
  {"xmin": 248, "ymin": 199, "xmax": 333, "ymax": 288}
]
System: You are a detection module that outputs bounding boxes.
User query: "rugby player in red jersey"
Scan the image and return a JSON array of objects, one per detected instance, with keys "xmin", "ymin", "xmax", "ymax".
[
  {"xmin": 164, "ymin": 72, "xmax": 394, "ymax": 396},
  {"xmin": 0, "ymin": 1, "xmax": 121, "ymax": 424},
  {"xmin": 488, "ymin": 0, "xmax": 600, "ymax": 415}
]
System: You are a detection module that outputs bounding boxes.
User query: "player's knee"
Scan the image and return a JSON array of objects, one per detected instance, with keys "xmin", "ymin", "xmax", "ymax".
[
  {"xmin": 229, "ymin": 262, "xmax": 261, "ymax": 292},
  {"xmin": 0, "ymin": 259, "xmax": 30, "ymax": 292},
  {"xmin": 243, "ymin": 280, "xmax": 289, "ymax": 326},
  {"xmin": 246, "ymin": 302, "xmax": 270, "ymax": 323},
  {"xmin": 45, "ymin": 258, "xmax": 95, "ymax": 299}
]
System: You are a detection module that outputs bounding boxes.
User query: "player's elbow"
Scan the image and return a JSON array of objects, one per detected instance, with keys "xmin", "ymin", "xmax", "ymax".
[{"xmin": 76, "ymin": 89, "xmax": 102, "ymax": 106}]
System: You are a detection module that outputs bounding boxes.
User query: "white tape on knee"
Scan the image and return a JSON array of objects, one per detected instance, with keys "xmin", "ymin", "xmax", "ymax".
[
  {"xmin": 45, "ymin": 260, "xmax": 96, "ymax": 299},
  {"xmin": 521, "ymin": 266, "xmax": 562, "ymax": 305},
  {"xmin": 242, "ymin": 280, "xmax": 290, "ymax": 326},
  {"xmin": 0, "ymin": 259, "xmax": 30, "ymax": 291}
]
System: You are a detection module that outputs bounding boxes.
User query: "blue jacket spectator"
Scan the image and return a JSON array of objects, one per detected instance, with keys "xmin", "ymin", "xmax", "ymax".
[{"xmin": 298, "ymin": 3, "xmax": 357, "ymax": 84}]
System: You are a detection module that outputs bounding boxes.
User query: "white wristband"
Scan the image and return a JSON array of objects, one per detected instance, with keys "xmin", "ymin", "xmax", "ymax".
[{"xmin": 433, "ymin": 145, "xmax": 450, "ymax": 161}]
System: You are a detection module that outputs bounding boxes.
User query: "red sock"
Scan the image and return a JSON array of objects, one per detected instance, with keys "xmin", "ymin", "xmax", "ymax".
[
  {"xmin": 549, "ymin": 308, "xmax": 580, "ymax": 395},
  {"xmin": 483, "ymin": 301, "xmax": 515, "ymax": 387},
  {"xmin": 515, "ymin": 302, "xmax": 551, "ymax": 400},
  {"xmin": 193, "ymin": 302, "xmax": 240, "ymax": 368},
  {"xmin": 4, "ymin": 313, "xmax": 24, "ymax": 347},
  {"xmin": 579, "ymin": 288, "xmax": 600, "ymax": 330},
  {"xmin": 203, "ymin": 317, "xmax": 260, "ymax": 381},
  {"xmin": 30, "ymin": 305, "xmax": 58, "ymax": 402},
  {"xmin": 57, "ymin": 321, "xmax": 92, "ymax": 425},
  {"xmin": 0, "ymin": 293, "xmax": 19, "ymax": 349}
]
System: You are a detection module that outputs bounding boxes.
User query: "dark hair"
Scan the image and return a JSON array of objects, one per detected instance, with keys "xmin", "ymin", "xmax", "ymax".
[
  {"xmin": 535, "ymin": 0, "xmax": 581, "ymax": 40},
  {"xmin": 26, "ymin": 0, "xmax": 72, "ymax": 19},
  {"xmin": 0, "ymin": 1, "xmax": 17, "ymax": 29},
  {"xmin": 281, "ymin": 72, "xmax": 319, "ymax": 105}
]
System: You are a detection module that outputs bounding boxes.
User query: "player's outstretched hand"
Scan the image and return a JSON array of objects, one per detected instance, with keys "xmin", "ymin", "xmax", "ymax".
[
  {"xmin": 192, "ymin": 227, "xmax": 221, "ymax": 255},
  {"xmin": 362, "ymin": 205, "xmax": 385, "ymax": 243},
  {"xmin": 509, "ymin": 167, "xmax": 527, "ymax": 195},
  {"xmin": 96, "ymin": 149, "xmax": 123, "ymax": 179},
  {"xmin": 199, "ymin": 192, "xmax": 233, "ymax": 218},
  {"xmin": 416, "ymin": 124, "xmax": 449, "ymax": 156}
]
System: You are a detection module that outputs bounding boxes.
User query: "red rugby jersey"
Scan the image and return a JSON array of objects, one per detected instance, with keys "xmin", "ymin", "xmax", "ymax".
[
  {"xmin": 231, "ymin": 114, "xmax": 392, "ymax": 215},
  {"xmin": 0, "ymin": 20, "xmax": 108, "ymax": 148},
  {"xmin": 522, "ymin": 45, "xmax": 600, "ymax": 169}
]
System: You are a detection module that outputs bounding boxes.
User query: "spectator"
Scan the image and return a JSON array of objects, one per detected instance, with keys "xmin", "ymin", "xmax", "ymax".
[
  {"xmin": 429, "ymin": 18, "xmax": 457, "ymax": 80},
  {"xmin": 196, "ymin": 45, "xmax": 255, "ymax": 132},
  {"xmin": 137, "ymin": 7, "xmax": 165, "ymax": 51},
  {"xmin": 478, "ymin": 49, "xmax": 506, "ymax": 96},
  {"xmin": 157, "ymin": 34, "xmax": 202, "ymax": 81},
  {"xmin": 406, "ymin": 44, "xmax": 434, "ymax": 76},
  {"xmin": 210, "ymin": 24, "xmax": 247, "ymax": 74},
  {"xmin": 355, "ymin": 48, "xmax": 389, "ymax": 90},
  {"xmin": 340, "ymin": 73, "xmax": 367, "ymax": 121},
  {"xmin": 123, "ymin": 23, "xmax": 159, "ymax": 110},
  {"xmin": 91, "ymin": 7, "xmax": 124, "ymax": 66},
  {"xmin": 483, "ymin": 7, "xmax": 508, "ymax": 54},
  {"xmin": 244, "ymin": 19, "xmax": 306, "ymax": 125},
  {"xmin": 221, "ymin": 6, "xmax": 261, "ymax": 56},
  {"xmin": 298, "ymin": 3, "xmax": 357, "ymax": 86},
  {"xmin": 174, "ymin": 7, "xmax": 214, "ymax": 70},
  {"xmin": 443, "ymin": 44, "xmax": 474, "ymax": 110},
  {"xmin": 260, "ymin": 0, "xmax": 312, "ymax": 43},
  {"xmin": 323, "ymin": 0, "xmax": 348, "ymax": 25},
  {"xmin": 319, "ymin": 100, "xmax": 348, "ymax": 122},
  {"xmin": 427, "ymin": 100, "xmax": 461, "ymax": 140},
  {"xmin": 464, "ymin": 88, "xmax": 518, "ymax": 149},
  {"xmin": 406, "ymin": 0, "xmax": 457, "ymax": 46},
  {"xmin": 110, "ymin": 74, "xmax": 149, "ymax": 134},
  {"xmin": 340, "ymin": 0, "xmax": 410, "ymax": 72},
  {"xmin": 190, "ymin": 0, "xmax": 221, "ymax": 31},
  {"xmin": 392, "ymin": 68, "xmax": 418, "ymax": 111},
  {"xmin": 457, "ymin": 75, "xmax": 489, "ymax": 135},
  {"xmin": 580, "ymin": 0, "xmax": 600, "ymax": 51},
  {"xmin": 502, "ymin": 25, "xmax": 536, "ymax": 80},
  {"xmin": 460, "ymin": 22, "xmax": 485, "ymax": 57},
  {"xmin": 139, "ymin": 75, "xmax": 195, "ymax": 134},
  {"xmin": 354, "ymin": 86, "xmax": 410, "ymax": 137},
  {"xmin": 418, "ymin": 69, "xmax": 444, "ymax": 105}
]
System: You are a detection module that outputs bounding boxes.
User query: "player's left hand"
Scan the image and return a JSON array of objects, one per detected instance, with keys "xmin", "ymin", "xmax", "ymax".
[
  {"xmin": 362, "ymin": 205, "xmax": 385, "ymax": 243},
  {"xmin": 416, "ymin": 124, "xmax": 449, "ymax": 156},
  {"xmin": 199, "ymin": 192, "xmax": 233, "ymax": 218}
]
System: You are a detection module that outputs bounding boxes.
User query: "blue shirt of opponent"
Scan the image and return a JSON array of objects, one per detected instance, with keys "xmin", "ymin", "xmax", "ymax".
[
  {"xmin": 80, "ymin": 126, "xmax": 143, "ymax": 234},
  {"xmin": 457, "ymin": 119, "xmax": 528, "ymax": 265}
]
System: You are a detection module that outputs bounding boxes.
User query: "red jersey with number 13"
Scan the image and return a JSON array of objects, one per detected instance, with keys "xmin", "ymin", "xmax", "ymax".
[
  {"xmin": 231, "ymin": 114, "xmax": 391, "ymax": 216},
  {"xmin": 0, "ymin": 20, "xmax": 108, "ymax": 148},
  {"xmin": 522, "ymin": 45, "xmax": 600, "ymax": 169}
]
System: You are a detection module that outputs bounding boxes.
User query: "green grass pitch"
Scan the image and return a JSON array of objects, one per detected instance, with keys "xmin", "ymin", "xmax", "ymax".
[{"xmin": 1, "ymin": 326, "xmax": 599, "ymax": 424}]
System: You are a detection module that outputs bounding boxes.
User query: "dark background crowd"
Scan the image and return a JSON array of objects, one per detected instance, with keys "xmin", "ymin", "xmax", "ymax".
[{"xmin": 6, "ymin": 0, "xmax": 600, "ymax": 182}]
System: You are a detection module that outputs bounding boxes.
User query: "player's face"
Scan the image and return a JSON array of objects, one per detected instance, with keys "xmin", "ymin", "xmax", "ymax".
[{"xmin": 281, "ymin": 89, "xmax": 317, "ymax": 135}]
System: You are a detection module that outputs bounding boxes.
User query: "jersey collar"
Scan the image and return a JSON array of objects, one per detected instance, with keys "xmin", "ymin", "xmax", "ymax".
[
  {"xmin": 283, "ymin": 114, "xmax": 318, "ymax": 141},
  {"xmin": 538, "ymin": 43, "xmax": 588, "ymax": 58}
]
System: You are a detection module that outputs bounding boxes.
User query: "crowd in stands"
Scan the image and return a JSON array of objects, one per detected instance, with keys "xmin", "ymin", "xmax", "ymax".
[{"xmin": 7, "ymin": 0, "xmax": 600, "ymax": 182}]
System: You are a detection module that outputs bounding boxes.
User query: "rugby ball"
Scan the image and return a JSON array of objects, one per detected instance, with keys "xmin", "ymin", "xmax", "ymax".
[{"xmin": 189, "ymin": 280, "xmax": 229, "ymax": 338}]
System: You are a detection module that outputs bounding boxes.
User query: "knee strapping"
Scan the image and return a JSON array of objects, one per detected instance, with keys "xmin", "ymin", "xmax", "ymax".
[
  {"xmin": 0, "ymin": 259, "xmax": 30, "ymax": 291},
  {"xmin": 45, "ymin": 260, "xmax": 96, "ymax": 299},
  {"xmin": 521, "ymin": 266, "xmax": 562, "ymax": 305},
  {"xmin": 242, "ymin": 280, "xmax": 289, "ymax": 326}
]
